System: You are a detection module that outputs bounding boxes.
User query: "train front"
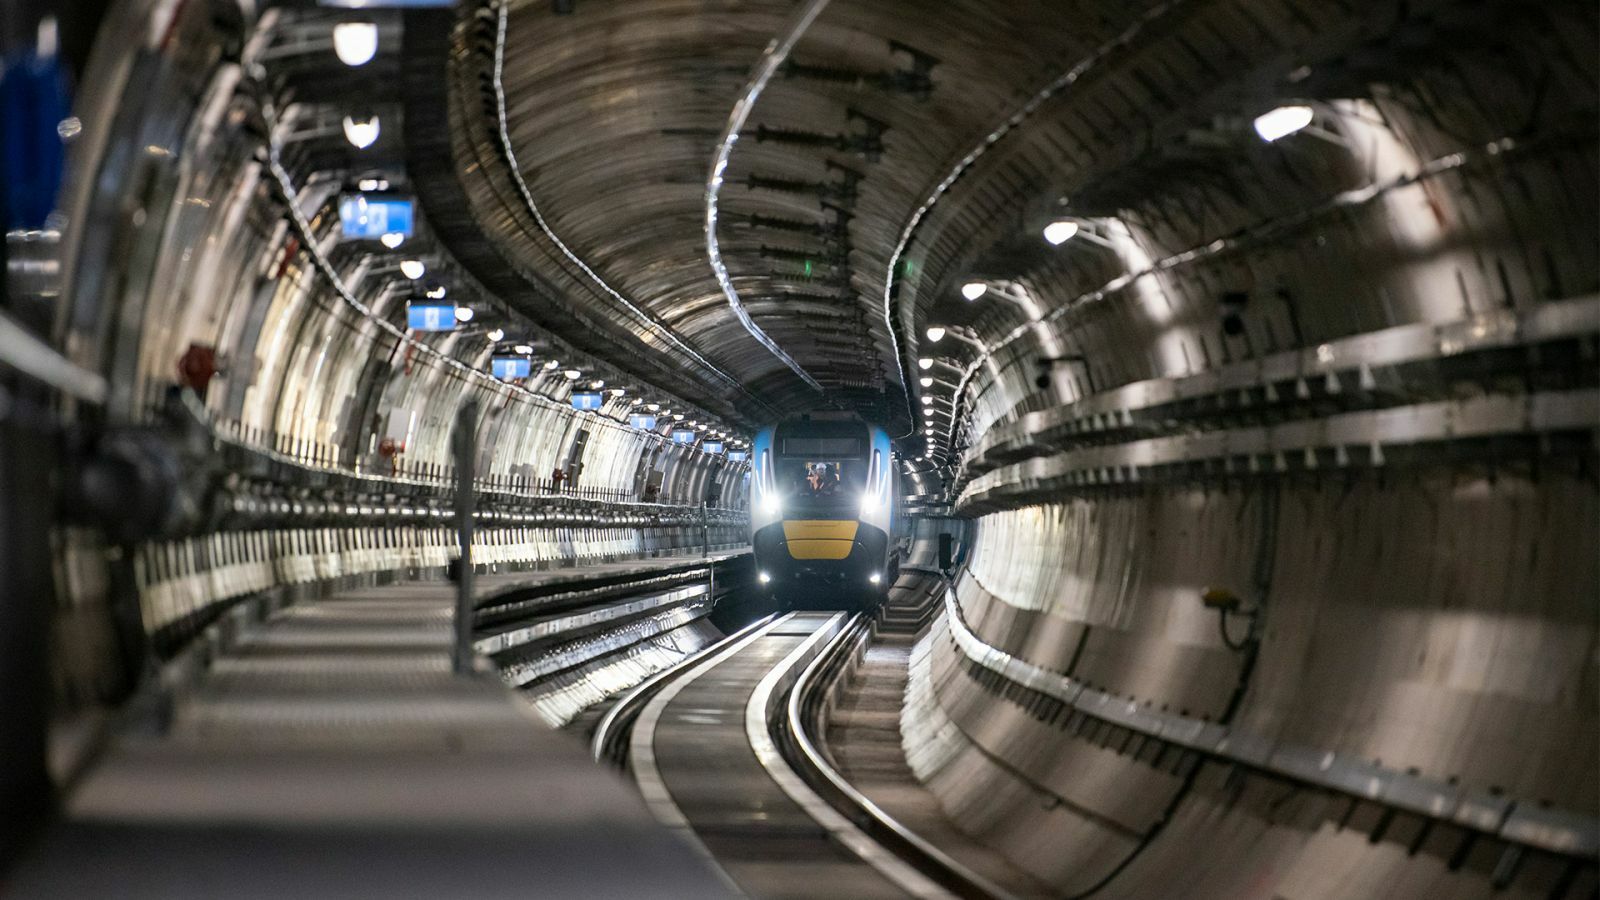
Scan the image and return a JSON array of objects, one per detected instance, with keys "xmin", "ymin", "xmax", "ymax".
[{"xmin": 749, "ymin": 419, "xmax": 895, "ymax": 607}]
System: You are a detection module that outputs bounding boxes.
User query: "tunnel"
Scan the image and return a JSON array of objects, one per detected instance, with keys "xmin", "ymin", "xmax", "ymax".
[{"xmin": 0, "ymin": 0, "xmax": 1595, "ymax": 896}]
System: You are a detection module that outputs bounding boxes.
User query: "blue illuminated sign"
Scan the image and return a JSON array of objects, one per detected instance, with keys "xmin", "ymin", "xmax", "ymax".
[
  {"xmin": 703, "ymin": 442, "xmax": 724, "ymax": 455},
  {"xmin": 491, "ymin": 356, "xmax": 530, "ymax": 380},
  {"xmin": 629, "ymin": 414, "xmax": 658, "ymax": 431},
  {"xmin": 570, "ymin": 391, "xmax": 605, "ymax": 411},
  {"xmin": 407, "ymin": 301, "xmax": 456, "ymax": 332},
  {"xmin": 727, "ymin": 450, "xmax": 748, "ymax": 462},
  {"xmin": 671, "ymin": 430, "xmax": 698, "ymax": 445},
  {"xmin": 339, "ymin": 193, "xmax": 414, "ymax": 240}
]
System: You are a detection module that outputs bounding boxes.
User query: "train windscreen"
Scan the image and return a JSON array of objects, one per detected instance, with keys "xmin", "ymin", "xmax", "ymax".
[
  {"xmin": 771, "ymin": 423, "xmax": 869, "ymax": 518},
  {"xmin": 774, "ymin": 456, "xmax": 867, "ymax": 517}
]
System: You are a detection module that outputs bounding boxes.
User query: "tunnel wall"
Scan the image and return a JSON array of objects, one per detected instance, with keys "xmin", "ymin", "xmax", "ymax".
[
  {"xmin": 15, "ymin": 0, "xmax": 1595, "ymax": 891},
  {"xmin": 44, "ymin": 0, "xmax": 748, "ymax": 711},
  {"xmin": 908, "ymin": 476, "xmax": 1595, "ymax": 891},
  {"xmin": 902, "ymin": 2, "xmax": 1599, "ymax": 895}
]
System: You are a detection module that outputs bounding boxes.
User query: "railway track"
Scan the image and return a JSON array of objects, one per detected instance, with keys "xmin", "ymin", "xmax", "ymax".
[{"xmin": 593, "ymin": 608, "xmax": 1015, "ymax": 899}]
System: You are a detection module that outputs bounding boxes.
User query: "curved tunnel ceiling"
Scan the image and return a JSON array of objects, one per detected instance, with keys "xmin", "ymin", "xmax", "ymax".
[
  {"xmin": 445, "ymin": 0, "xmax": 1595, "ymax": 452},
  {"xmin": 437, "ymin": 0, "xmax": 1149, "ymax": 431},
  {"xmin": 7, "ymin": 0, "xmax": 1596, "ymax": 891}
]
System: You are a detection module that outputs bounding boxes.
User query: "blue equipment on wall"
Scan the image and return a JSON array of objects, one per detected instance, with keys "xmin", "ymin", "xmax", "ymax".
[{"xmin": 1, "ymin": 47, "xmax": 70, "ymax": 230}]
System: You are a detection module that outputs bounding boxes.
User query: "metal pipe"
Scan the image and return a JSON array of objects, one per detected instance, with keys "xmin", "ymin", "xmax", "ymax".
[
  {"xmin": 703, "ymin": 0, "xmax": 830, "ymax": 395},
  {"xmin": 452, "ymin": 400, "xmax": 478, "ymax": 674}
]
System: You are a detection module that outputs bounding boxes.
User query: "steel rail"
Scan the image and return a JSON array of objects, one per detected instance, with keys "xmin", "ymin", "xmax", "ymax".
[
  {"xmin": 785, "ymin": 613, "xmax": 1019, "ymax": 900},
  {"xmin": 624, "ymin": 612, "xmax": 793, "ymax": 894},
  {"xmin": 744, "ymin": 612, "xmax": 950, "ymax": 897},
  {"xmin": 610, "ymin": 604, "xmax": 1016, "ymax": 897},
  {"xmin": 590, "ymin": 612, "xmax": 776, "ymax": 765}
]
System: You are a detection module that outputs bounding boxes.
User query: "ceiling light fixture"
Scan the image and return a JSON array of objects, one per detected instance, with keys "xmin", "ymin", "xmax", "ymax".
[
  {"xmin": 1253, "ymin": 104, "xmax": 1314, "ymax": 142},
  {"xmin": 918, "ymin": 357, "xmax": 934, "ymax": 370},
  {"xmin": 332, "ymin": 22, "xmax": 378, "ymax": 67},
  {"xmin": 453, "ymin": 306, "xmax": 473, "ymax": 323},
  {"xmin": 960, "ymin": 282, "xmax": 988, "ymax": 301},
  {"xmin": 544, "ymin": 360, "xmax": 560, "ymax": 370},
  {"xmin": 425, "ymin": 285, "xmax": 446, "ymax": 299},
  {"xmin": 487, "ymin": 328, "xmax": 505, "ymax": 342},
  {"xmin": 563, "ymin": 369, "xmax": 581, "ymax": 380},
  {"xmin": 398, "ymin": 259, "xmax": 425, "ymax": 279},
  {"xmin": 379, "ymin": 232, "xmax": 404, "ymax": 249},
  {"xmin": 919, "ymin": 376, "xmax": 933, "ymax": 388},
  {"xmin": 342, "ymin": 115, "xmax": 380, "ymax": 149},
  {"xmin": 1043, "ymin": 220, "xmax": 1079, "ymax": 246},
  {"xmin": 925, "ymin": 326, "xmax": 946, "ymax": 342},
  {"xmin": 513, "ymin": 344, "xmax": 533, "ymax": 354}
]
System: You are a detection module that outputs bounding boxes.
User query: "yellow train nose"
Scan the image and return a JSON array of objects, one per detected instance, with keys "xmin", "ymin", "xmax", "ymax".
[{"xmin": 782, "ymin": 520, "xmax": 859, "ymax": 560}]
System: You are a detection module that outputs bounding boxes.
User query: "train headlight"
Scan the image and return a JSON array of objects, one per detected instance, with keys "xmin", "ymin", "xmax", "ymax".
[
  {"xmin": 762, "ymin": 495, "xmax": 782, "ymax": 517},
  {"xmin": 859, "ymin": 492, "xmax": 881, "ymax": 518},
  {"xmin": 758, "ymin": 571, "xmax": 772, "ymax": 584},
  {"xmin": 868, "ymin": 572, "xmax": 882, "ymax": 585}
]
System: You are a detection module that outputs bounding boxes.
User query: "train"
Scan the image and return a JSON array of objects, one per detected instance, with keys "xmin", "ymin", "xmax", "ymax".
[{"xmin": 749, "ymin": 415, "xmax": 899, "ymax": 609}]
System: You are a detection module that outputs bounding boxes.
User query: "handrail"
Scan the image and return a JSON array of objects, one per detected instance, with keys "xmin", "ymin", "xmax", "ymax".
[
  {"xmin": 784, "ymin": 614, "xmax": 1019, "ymax": 900},
  {"xmin": 0, "ymin": 308, "xmax": 107, "ymax": 405},
  {"xmin": 203, "ymin": 400, "xmax": 748, "ymax": 523}
]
